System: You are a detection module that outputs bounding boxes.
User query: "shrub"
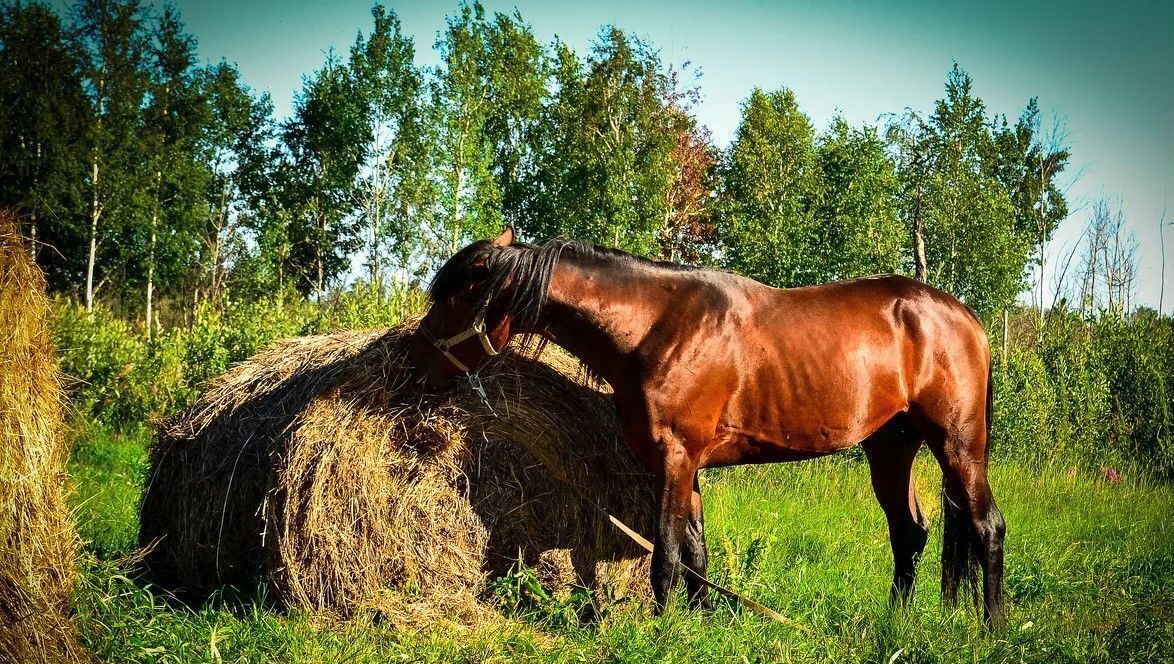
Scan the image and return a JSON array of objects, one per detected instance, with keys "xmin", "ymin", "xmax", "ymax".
[
  {"xmin": 52, "ymin": 303, "xmax": 190, "ymax": 427},
  {"xmin": 53, "ymin": 285, "xmax": 428, "ymax": 431}
]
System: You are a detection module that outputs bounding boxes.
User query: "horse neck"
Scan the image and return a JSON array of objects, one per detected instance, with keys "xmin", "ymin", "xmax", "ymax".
[{"xmin": 536, "ymin": 255, "xmax": 666, "ymax": 389}]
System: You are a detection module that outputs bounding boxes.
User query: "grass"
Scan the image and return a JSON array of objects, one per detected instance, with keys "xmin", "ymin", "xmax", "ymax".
[{"xmin": 68, "ymin": 423, "xmax": 1174, "ymax": 662}]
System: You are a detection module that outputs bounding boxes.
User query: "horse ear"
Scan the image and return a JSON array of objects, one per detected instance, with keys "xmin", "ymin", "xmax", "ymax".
[{"xmin": 492, "ymin": 226, "xmax": 515, "ymax": 247}]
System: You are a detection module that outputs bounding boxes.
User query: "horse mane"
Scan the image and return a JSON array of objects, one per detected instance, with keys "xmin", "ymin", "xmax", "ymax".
[{"xmin": 427, "ymin": 237, "xmax": 700, "ymax": 330}]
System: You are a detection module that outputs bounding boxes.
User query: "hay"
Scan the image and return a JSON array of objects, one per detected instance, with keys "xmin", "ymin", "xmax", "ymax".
[
  {"xmin": 139, "ymin": 325, "xmax": 655, "ymax": 625},
  {"xmin": 0, "ymin": 213, "xmax": 86, "ymax": 662}
]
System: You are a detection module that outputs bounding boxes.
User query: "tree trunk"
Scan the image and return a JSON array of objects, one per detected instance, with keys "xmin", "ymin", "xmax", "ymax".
[
  {"xmin": 146, "ymin": 219, "xmax": 156, "ymax": 340},
  {"xmin": 912, "ymin": 196, "xmax": 927, "ymax": 283},
  {"xmin": 86, "ymin": 157, "xmax": 100, "ymax": 315},
  {"xmin": 146, "ymin": 168, "xmax": 161, "ymax": 340},
  {"xmin": 1037, "ymin": 249, "xmax": 1046, "ymax": 336},
  {"xmin": 370, "ymin": 128, "xmax": 381, "ymax": 285},
  {"xmin": 316, "ymin": 198, "xmax": 325, "ymax": 303},
  {"xmin": 1160, "ymin": 205, "xmax": 1167, "ymax": 316},
  {"xmin": 451, "ymin": 122, "xmax": 466, "ymax": 256},
  {"xmin": 29, "ymin": 142, "xmax": 41, "ymax": 261},
  {"xmin": 87, "ymin": 70, "xmax": 106, "ymax": 316},
  {"xmin": 208, "ymin": 181, "xmax": 229, "ymax": 310},
  {"xmin": 28, "ymin": 212, "xmax": 37, "ymax": 261},
  {"xmin": 1002, "ymin": 307, "xmax": 1009, "ymax": 369}
]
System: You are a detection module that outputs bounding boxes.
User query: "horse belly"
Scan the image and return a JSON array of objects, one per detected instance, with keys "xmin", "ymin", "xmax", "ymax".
[
  {"xmin": 701, "ymin": 433, "xmax": 841, "ymax": 468},
  {"xmin": 703, "ymin": 363, "xmax": 906, "ymax": 468}
]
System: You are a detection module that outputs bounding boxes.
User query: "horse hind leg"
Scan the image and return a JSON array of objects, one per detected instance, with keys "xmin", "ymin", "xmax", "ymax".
[
  {"xmin": 681, "ymin": 474, "xmax": 711, "ymax": 609},
  {"xmin": 863, "ymin": 416, "xmax": 929, "ymax": 607},
  {"xmin": 918, "ymin": 408, "xmax": 1007, "ymax": 630}
]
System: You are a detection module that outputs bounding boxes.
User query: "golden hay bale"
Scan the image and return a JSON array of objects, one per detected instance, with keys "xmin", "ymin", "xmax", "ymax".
[
  {"xmin": 0, "ymin": 213, "xmax": 85, "ymax": 662},
  {"xmin": 139, "ymin": 326, "xmax": 654, "ymax": 625}
]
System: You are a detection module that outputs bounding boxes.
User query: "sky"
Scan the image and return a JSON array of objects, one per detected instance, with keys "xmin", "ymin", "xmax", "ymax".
[{"xmin": 156, "ymin": 0, "xmax": 1173, "ymax": 309}]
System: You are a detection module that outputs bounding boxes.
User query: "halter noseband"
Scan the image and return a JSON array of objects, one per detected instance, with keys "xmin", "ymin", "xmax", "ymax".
[{"xmin": 418, "ymin": 307, "xmax": 501, "ymax": 374}]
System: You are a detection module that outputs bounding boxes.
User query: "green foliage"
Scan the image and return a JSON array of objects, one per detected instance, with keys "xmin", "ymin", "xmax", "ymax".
[
  {"xmin": 1093, "ymin": 311, "xmax": 1174, "ymax": 473},
  {"xmin": 718, "ymin": 87, "xmax": 821, "ymax": 287},
  {"xmin": 884, "ymin": 65, "xmax": 1051, "ymax": 316},
  {"xmin": 348, "ymin": 5, "xmax": 433, "ymax": 282},
  {"xmin": 991, "ymin": 307, "xmax": 1174, "ymax": 477},
  {"xmin": 488, "ymin": 561, "xmax": 595, "ymax": 630},
  {"xmin": 0, "ymin": 0, "xmax": 88, "ymax": 283},
  {"xmin": 52, "ymin": 285, "xmax": 425, "ymax": 430},
  {"xmin": 3, "ymin": 3, "xmax": 1078, "ymax": 326},
  {"xmin": 196, "ymin": 60, "xmax": 277, "ymax": 307},
  {"xmin": 278, "ymin": 53, "xmax": 369, "ymax": 298},
  {"xmin": 521, "ymin": 28, "xmax": 695, "ymax": 257},
  {"xmin": 812, "ymin": 117, "xmax": 906, "ymax": 280},
  {"xmin": 720, "ymin": 94, "xmax": 906, "ymax": 287},
  {"xmin": 52, "ymin": 302, "xmax": 192, "ymax": 425},
  {"xmin": 428, "ymin": 1, "xmax": 508, "ymax": 258}
]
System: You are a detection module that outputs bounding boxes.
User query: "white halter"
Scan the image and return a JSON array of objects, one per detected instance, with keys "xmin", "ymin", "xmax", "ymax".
[{"xmin": 418, "ymin": 307, "xmax": 501, "ymax": 374}]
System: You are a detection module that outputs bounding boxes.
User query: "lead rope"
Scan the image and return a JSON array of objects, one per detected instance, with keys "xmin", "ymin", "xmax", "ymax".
[{"xmin": 597, "ymin": 502, "xmax": 806, "ymax": 630}]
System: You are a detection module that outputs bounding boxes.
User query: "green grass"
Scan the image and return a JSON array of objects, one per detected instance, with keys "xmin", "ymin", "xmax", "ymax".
[{"xmin": 69, "ymin": 424, "xmax": 1174, "ymax": 662}]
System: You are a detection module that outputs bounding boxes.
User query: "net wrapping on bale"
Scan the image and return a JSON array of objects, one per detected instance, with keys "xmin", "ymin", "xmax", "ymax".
[{"xmin": 139, "ymin": 326, "xmax": 654, "ymax": 625}]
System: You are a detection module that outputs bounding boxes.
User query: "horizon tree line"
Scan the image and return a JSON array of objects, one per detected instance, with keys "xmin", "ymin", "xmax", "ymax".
[{"xmin": 4, "ymin": 0, "xmax": 1138, "ymax": 333}]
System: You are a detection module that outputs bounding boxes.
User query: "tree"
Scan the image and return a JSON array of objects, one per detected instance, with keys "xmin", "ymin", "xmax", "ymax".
[
  {"xmin": 887, "ymin": 65, "xmax": 1033, "ymax": 316},
  {"xmin": 1078, "ymin": 198, "xmax": 1137, "ymax": 317},
  {"xmin": 812, "ymin": 116, "xmax": 905, "ymax": 280},
  {"xmin": 525, "ymin": 28, "xmax": 687, "ymax": 257},
  {"xmin": 428, "ymin": 2, "xmax": 499, "ymax": 261},
  {"xmin": 281, "ymin": 51, "xmax": 368, "ymax": 299},
  {"xmin": 138, "ymin": 6, "xmax": 207, "ymax": 334},
  {"xmin": 658, "ymin": 66, "xmax": 717, "ymax": 263},
  {"xmin": 348, "ymin": 5, "xmax": 433, "ymax": 284},
  {"xmin": 426, "ymin": 2, "xmax": 547, "ymax": 267},
  {"xmin": 0, "ymin": 1, "xmax": 87, "ymax": 275},
  {"xmin": 480, "ymin": 8, "xmax": 546, "ymax": 231},
  {"xmin": 73, "ymin": 0, "xmax": 151, "ymax": 313},
  {"xmin": 718, "ymin": 87, "xmax": 820, "ymax": 287},
  {"xmin": 986, "ymin": 98, "xmax": 1070, "ymax": 324},
  {"xmin": 885, "ymin": 108, "xmax": 931, "ymax": 282},
  {"xmin": 196, "ymin": 60, "xmax": 275, "ymax": 307}
]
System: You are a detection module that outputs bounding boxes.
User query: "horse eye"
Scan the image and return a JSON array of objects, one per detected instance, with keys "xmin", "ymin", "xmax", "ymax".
[{"xmin": 470, "ymin": 264, "xmax": 490, "ymax": 281}]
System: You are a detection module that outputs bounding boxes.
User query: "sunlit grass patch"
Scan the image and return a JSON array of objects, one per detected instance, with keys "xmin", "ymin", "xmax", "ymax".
[{"xmin": 70, "ymin": 424, "xmax": 1174, "ymax": 662}]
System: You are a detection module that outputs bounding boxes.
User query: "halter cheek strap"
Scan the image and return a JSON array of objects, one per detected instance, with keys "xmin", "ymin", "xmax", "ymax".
[{"xmin": 419, "ymin": 308, "xmax": 501, "ymax": 374}]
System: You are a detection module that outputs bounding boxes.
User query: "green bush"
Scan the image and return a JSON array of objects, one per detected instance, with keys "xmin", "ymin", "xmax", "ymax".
[
  {"xmin": 53, "ymin": 285, "xmax": 427, "ymax": 430},
  {"xmin": 52, "ymin": 303, "xmax": 191, "ymax": 426},
  {"xmin": 991, "ymin": 307, "xmax": 1174, "ymax": 477},
  {"xmin": 1092, "ymin": 312, "xmax": 1174, "ymax": 476},
  {"xmin": 992, "ymin": 346, "xmax": 1057, "ymax": 468}
]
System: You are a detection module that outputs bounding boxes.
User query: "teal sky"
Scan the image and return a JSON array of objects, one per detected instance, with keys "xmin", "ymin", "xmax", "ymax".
[{"xmin": 159, "ymin": 0, "xmax": 1173, "ymax": 308}]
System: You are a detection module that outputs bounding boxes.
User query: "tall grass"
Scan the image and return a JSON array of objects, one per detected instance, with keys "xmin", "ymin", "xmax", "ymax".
[
  {"xmin": 54, "ymin": 290, "xmax": 1174, "ymax": 661},
  {"xmin": 70, "ymin": 441, "xmax": 1174, "ymax": 662}
]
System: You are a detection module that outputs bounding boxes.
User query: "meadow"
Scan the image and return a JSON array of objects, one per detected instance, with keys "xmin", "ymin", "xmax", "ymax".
[
  {"xmin": 68, "ymin": 420, "xmax": 1174, "ymax": 663},
  {"xmin": 46, "ymin": 290, "xmax": 1174, "ymax": 663},
  {"xmin": 6, "ymin": 2, "xmax": 1172, "ymax": 660}
]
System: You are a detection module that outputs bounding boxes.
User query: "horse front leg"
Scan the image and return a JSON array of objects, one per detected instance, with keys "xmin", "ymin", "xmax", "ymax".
[{"xmin": 651, "ymin": 445, "xmax": 699, "ymax": 614}]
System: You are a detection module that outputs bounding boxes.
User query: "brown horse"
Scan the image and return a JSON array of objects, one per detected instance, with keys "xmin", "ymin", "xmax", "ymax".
[{"xmin": 411, "ymin": 228, "xmax": 1005, "ymax": 629}]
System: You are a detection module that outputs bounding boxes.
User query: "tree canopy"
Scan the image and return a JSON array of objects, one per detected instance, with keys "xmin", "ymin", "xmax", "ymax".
[{"xmin": 0, "ymin": 1, "xmax": 1077, "ymax": 323}]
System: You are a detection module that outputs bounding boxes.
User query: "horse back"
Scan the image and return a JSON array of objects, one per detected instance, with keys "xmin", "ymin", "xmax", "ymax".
[{"xmin": 655, "ymin": 273, "xmax": 990, "ymax": 465}]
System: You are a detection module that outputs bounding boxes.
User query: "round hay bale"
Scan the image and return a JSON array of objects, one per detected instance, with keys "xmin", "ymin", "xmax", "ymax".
[
  {"xmin": 0, "ymin": 213, "xmax": 85, "ymax": 662},
  {"xmin": 139, "ymin": 326, "xmax": 654, "ymax": 625}
]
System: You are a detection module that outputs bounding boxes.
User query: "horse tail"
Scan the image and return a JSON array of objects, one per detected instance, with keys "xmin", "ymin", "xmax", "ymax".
[
  {"xmin": 940, "ymin": 352, "xmax": 990, "ymax": 609},
  {"xmin": 941, "ymin": 481, "xmax": 980, "ymax": 610}
]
